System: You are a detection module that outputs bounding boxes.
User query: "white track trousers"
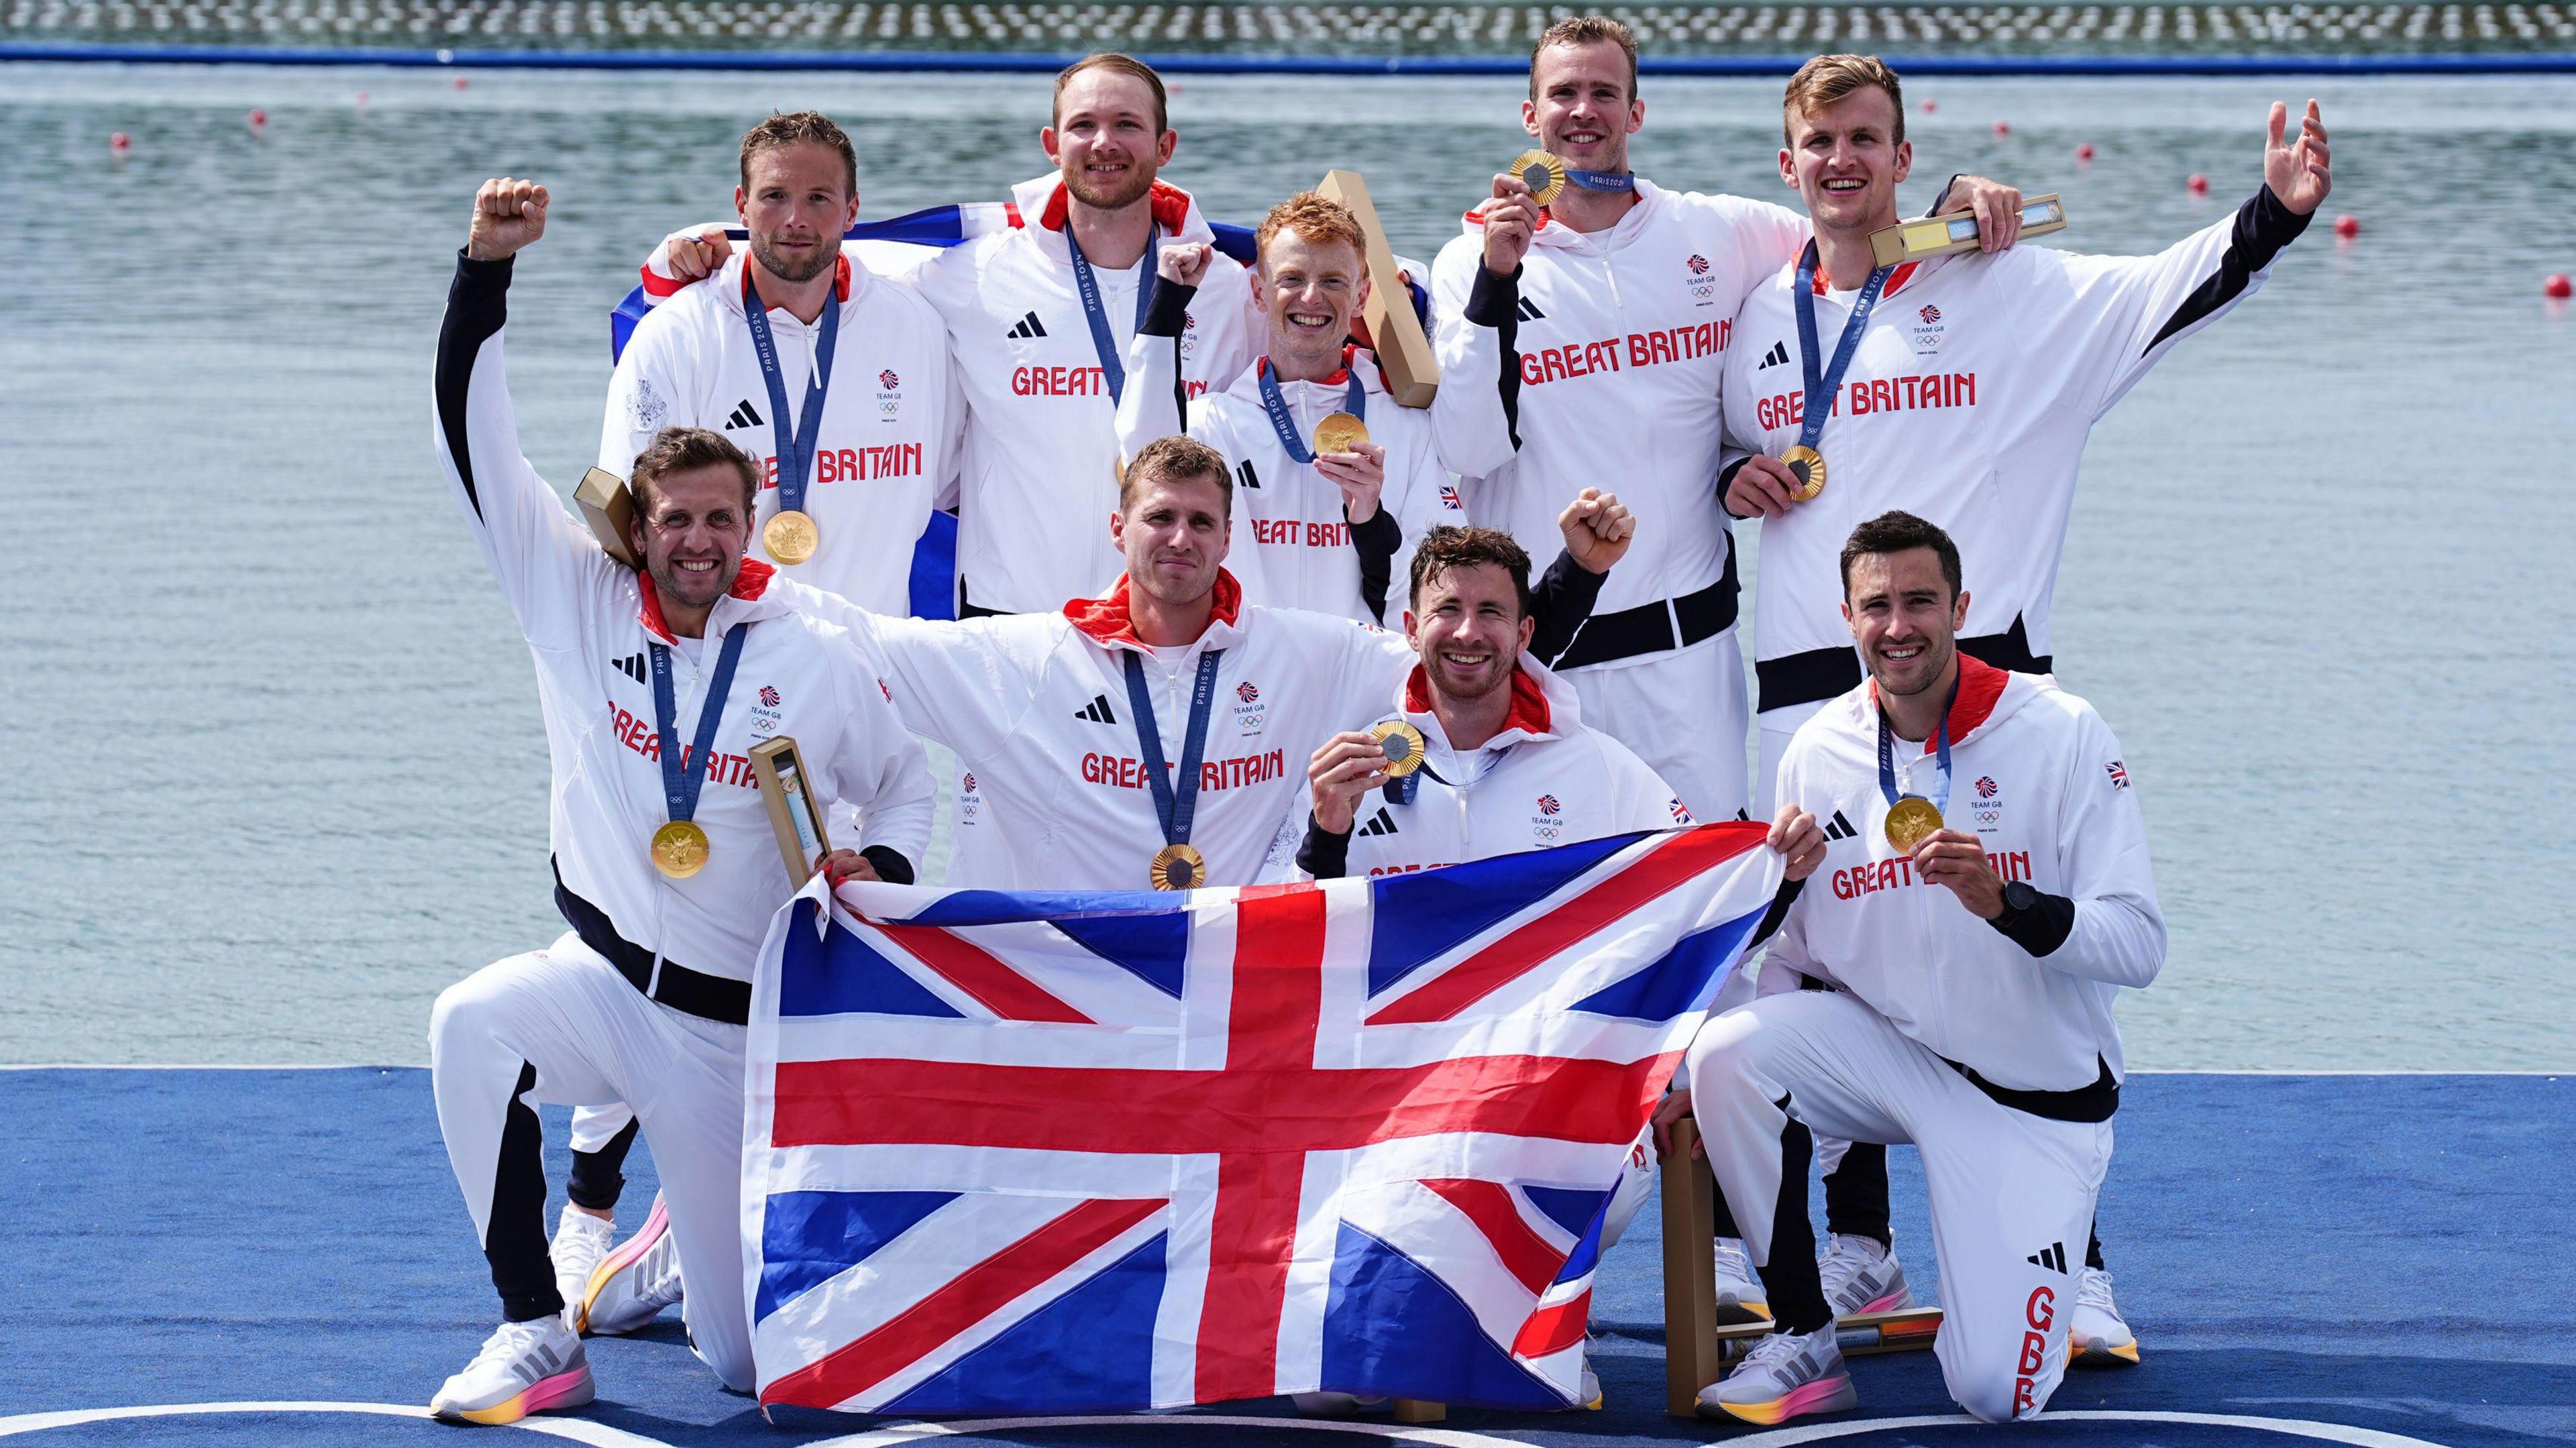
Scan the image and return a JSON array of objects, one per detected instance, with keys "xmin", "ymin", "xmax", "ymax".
[
  {"xmin": 429, "ymin": 932, "xmax": 755, "ymax": 1391},
  {"xmin": 1564, "ymin": 632, "xmax": 1750, "ymax": 824},
  {"xmin": 1686, "ymin": 989, "xmax": 2109, "ymax": 1423}
]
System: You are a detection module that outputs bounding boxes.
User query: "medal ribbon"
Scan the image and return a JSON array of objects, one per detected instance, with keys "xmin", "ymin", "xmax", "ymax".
[
  {"xmin": 1253, "ymin": 358, "xmax": 1366, "ymax": 465},
  {"xmin": 1791, "ymin": 239, "xmax": 1896, "ymax": 457},
  {"xmin": 740, "ymin": 268, "xmax": 841, "ymax": 524},
  {"xmin": 1065, "ymin": 221, "xmax": 1160, "ymax": 404},
  {"xmin": 1563, "ymin": 168, "xmax": 1635, "ymax": 192},
  {"xmin": 1876, "ymin": 674, "xmax": 1958, "ymax": 816},
  {"xmin": 1122, "ymin": 648, "xmax": 1226, "ymax": 850},
  {"xmin": 649, "ymin": 623, "xmax": 752, "ymax": 831}
]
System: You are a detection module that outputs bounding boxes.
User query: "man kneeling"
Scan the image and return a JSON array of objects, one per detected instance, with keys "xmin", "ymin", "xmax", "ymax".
[{"xmin": 1656, "ymin": 511, "xmax": 2164, "ymax": 1425}]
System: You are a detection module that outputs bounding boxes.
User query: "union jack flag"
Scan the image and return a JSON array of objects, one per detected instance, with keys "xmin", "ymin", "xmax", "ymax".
[{"xmin": 743, "ymin": 823, "xmax": 1784, "ymax": 1414}]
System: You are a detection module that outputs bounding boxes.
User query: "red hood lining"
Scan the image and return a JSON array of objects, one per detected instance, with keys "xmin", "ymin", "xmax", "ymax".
[
  {"xmin": 1258, "ymin": 346, "xmax": 1357, "ymax": 389},
  {"xmin": 1034, "ymin": 178, "xmax": 1195, "ymax": 237},
  {"xmin": 1403, "ymin": 662, "xmax": 1553, "ymax": 739},
  {"xmin": 1870, "ymin": 652, "xmax": 2006, "ymax": 751},
  {"xmin": 1811, "ymin": 258, "xmax": 1919, "ymax": 298},
  {"xmin": 1063, "ymin": 568, "xmax": 1242, "ymax": 648},
  {"xmin": 637, "ymin": 557, "xmax": 775, "ymax": 643}
]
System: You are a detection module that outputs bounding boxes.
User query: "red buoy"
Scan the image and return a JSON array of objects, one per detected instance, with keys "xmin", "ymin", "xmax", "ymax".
[
  {"xmin": 2332, "ymin": 215, "xmax": 2359, "ymax": 238},
  {"xmin": 2546, "ymin": 274, "xmax": 2574, "ymax": 300},
  {"xmin": 2187, "ymin": 173, "xmax": 2210, "ymax": 195},
  {"xmin": 109, "ymin": 131, "xmax": 131, "ymax": 154},
  {"xmin": 2076, "ymin": 143, "xmax": 2096, "ymax": 162},
  {"xmin": 452, "ymin": 75, "xmax": 469, "ymax": 90},
  {"xmin": 1921, "ymin": 99, "xmax": 1938, "ymax": 113},
  {"xmin": 354, "ymin": 90, "xmax": 370, "ymax": 108},
  {"xmin": 248, "ymin": 108, "xmax": 268, "ymax": 129},
  {"xmin": 1992, "ymin": 119, "xmax": 2010, "ymax": 135}
]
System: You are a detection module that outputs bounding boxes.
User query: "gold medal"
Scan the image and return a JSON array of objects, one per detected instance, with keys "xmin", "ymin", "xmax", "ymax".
[
  {"xmin": 1883, "ymin": 797, "xmax": 1943, "ymax": 852},
  {"xmin": 1148, "ymin": 842, "xmax": 1206, "ymax": 892},
  {"xmin": 1369, "ymin": 719, "xmax": 1426, "ymax": 778},
  {"xmin": 763, "ymin": 508, "xmax": 819, "ymax": 565},
  {"xmin": 1507, "ymin": 149, "xmax": 1568, "ymax": 209},
  {"xmin": 1782, "ymin": 445, "xmax": 1827, "ymax": 502},
  {"xmin": 651, "ymin": 820, "xmax": 712, "ymax": 879},
  {"xmin": 1313, "ymin": 412, "xmax": 1369, "ymax": 455}
]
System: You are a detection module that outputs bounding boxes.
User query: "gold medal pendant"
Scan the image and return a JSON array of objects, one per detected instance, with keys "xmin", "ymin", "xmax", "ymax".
[
  {"xmin": 1507, "ymin": 150, "xmax": 1568, "ymax": 209},
  {"xmin": 1883, "ymin": 797, "xmax": 1943, "ymax": 852},
  {"xmin": 1369, "ymin": 719, "xmax": 1426, "ymax": 778},
  {"xmin": 1149, "ymin": 842, "xmax": 1207, "ymax": 892},
  {"xmin": 1313, "ymin": 412, "xmax": 1370, "ymax": 456},
  {"xmin": 763, "ymin": 509, "xmax": 820, "ymax": 565},
  {"xmin": 1782, "ymin": 445, "xmax": 1827, "ymax": 502},
  {"xmin": 652, "ymin": 820, "xmax": 712, "ymax": 879}
]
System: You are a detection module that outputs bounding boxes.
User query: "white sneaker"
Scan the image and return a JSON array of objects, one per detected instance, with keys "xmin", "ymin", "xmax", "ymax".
[
  {"xmin": 1695, "ymin": 1322, "xmax": 1856, "ymax": 1425},
  {"xmin": 2070, "ymin": 1265, "xmax": 2140, "ymax": 1366},
  {"xmin": 1713, "ymin": 1236, "xmax": 1770, "ymax": 1325},
  {"xmin": 429, "ymin": 1311, "xmax": 594, "ymax": 1425},
  {"xmin": 549, "ymin": 1205, "xmax": 614, "ymax": 1333},
  {"xmin": 1289, "ymin": 1392, "xmax": 1389, "ymax": 1416},
  {"xmin": 1819, "ymin": 1233, "xmax": 1913, "ymax": 1317},
  {"xmin": 582, "ymin": 1190, "xmax": 684, "ymax": 1335}
]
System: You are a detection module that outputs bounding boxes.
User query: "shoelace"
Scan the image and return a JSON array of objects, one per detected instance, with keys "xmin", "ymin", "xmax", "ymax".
[
  {"xmin": 1713, "ymin": 1238, "xmax": 1756, "ymax": 1284},
  {"xmin": 468, "ymin": 1318, "xmax": 557, "ymax": 1371},
  {"xmin": 1734, "ymin": 1327, "xmax": 1820, "ymax": 1378},
  {"xmin": 1817, "ymin": 1238, "xmax": 1885, "ymax": 1304},
  {"xmin": 2076, "ymin": 1268, "xmax": 2119, "ymax": 1315}
]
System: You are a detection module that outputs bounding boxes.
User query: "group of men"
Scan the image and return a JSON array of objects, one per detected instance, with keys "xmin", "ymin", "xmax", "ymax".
[{"xmin": 423, "ymin": 19, "xmax": 2332, "ymax": 1431}]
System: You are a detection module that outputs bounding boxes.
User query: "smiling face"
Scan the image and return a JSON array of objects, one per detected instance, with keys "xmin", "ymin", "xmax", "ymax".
[
  {"xmin": 736, "ymin": 140, "xmax": 859, "ymax": 285},
  {"xmin": 1780, "ymin": 84, "xmax": 1912, "ymax": 235},
  {"xmin": 1523, "ymin": 40, "xmax": 1644, "ymax": 175},
  {"xmin": 1252, "ymin": 228, "xmax": 1367, "ymax": 376},
  {"xmin": 630, "ymin": 464, "xmax": 753, "ymax": 617},
  {"xmin": 1044, "ymin": 67, "xmax": 1174, "ymax": 211},
  {"xmin": 1110, "ymin": 467, "xmax": 1230, "ymax": 607},
  {"xmin": 1407, "ymin": 561, "xmax": 1535, "ymax": 708},
  {"xmin": 1842, "ymin": 546, "xmax": 1969, "ymax": 703}
]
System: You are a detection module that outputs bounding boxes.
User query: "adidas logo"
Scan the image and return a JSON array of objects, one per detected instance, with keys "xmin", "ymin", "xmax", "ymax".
[
  {"xmin": 1357, "ymin": 807, "xmax": 1399, "ymax": 838},
  {"xmin": 1515, "ymin": 297, "xmax": 1546, "ymax": 322},
  {"xmin": 1821, "ymin": 808, "xmax": 1859, "ymax": 842},
  {"xmin": 1007, "ymin": 311, "xmax": 1049, "ymax": 340},
  {"xmin": 1236, "ymin": 458, "xmax": 1261, "ymax": 492},
  {"xmin": 2025, "ymin": 1241, "xmax": 2070, "ymax": 1275},
  {"xmin": 612, "ymin": 652, "xmax": 647, "ymax": 683},
  {"xmin": 1756, "ymin": 339, "xmax": 1790, "ymax": 370},
  {"xmin": 1074, "ymin": 693, "xmax": 1118, "ymax": 724},
  {"xmin": 722, "ymin": 398, "xmax": 765, "ymax": 430}
]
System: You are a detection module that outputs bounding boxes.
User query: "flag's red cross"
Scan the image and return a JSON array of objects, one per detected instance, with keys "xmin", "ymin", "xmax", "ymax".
[{"xmin": 763, "ymin": 828, "xmax": 1742, "ymax": 1410}]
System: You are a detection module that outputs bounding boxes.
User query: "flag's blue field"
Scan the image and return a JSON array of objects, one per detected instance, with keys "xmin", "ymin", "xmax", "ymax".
[{"xmin": 0, "ymin": 1069, "xmax": 2565, "ymax": 1447}]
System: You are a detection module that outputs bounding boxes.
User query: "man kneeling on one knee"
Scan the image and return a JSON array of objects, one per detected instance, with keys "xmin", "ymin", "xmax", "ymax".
[{"xmin": 1654, "ymin": 510, "xmax": 2164, "ymax": 1427}]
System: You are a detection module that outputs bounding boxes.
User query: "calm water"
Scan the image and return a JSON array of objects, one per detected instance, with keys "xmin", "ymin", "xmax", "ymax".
[{"xmin": 0, "ymin": 64, "xmax": 2569, "ymax": 1066}]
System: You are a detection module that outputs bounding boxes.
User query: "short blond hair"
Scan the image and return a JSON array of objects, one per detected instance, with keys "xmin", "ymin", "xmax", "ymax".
[
  {"xmin": 1254, "ymin": 192, "xmax": 1365, "ymax": 272},
  {"xmin": 1529, "ymin": 16, "xmax": 1640, "ymax": 102},
  {"xmin": 1121, "ymin": 435, "xmax": 1233, "ymax": 517},
  {"xmin": 1054, "ymin": 52, "xmax": 1169, "ymax": 135},
  {"xmin": 1781, "ymin": 54, "xmax": 1907, "ymax": 147}
]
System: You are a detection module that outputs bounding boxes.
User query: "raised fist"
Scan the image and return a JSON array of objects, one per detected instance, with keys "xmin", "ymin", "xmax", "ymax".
[{"xmin": 468, "ymin": 177, "xmax": 549, "ymax": 261}]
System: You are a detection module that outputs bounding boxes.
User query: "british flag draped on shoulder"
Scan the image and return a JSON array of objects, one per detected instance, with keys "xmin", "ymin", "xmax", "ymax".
[{"xmin": 741, "ymin": 821, "xmax": 1784, "ymax": 1414}]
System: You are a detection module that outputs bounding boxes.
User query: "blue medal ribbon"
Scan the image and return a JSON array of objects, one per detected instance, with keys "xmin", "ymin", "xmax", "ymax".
[
  {"xmin": 1563, "ymin": 168, "xmax": 1635, "ymax": 192},
  {"xmin": 649, "ymin": 623, "xmax": 752, "ymax": 834},
  {"xmin": 1253, "ymin": 358, "xmax": 1366, "ymax": 465},
  {"xmin": 1065, "ymin": 221, "xmax": 1159, "ymax": 404},
  {"xmin": 1790, "ymin": 239, "xmax": 1896, "ymax": 457},
  {"xmin": 1121, "ymin": 647, "xmax": 1226, "ymax": 850},
  {"xmin": 1876, "ymin": 676, "xmax": 1957, "ymax": 820},
  {"xmin": 739, "ymin": 268, "xmax": 840, "ymax": 525}
]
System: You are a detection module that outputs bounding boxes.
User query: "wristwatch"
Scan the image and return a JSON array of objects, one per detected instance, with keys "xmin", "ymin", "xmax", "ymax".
[{"xmin": 2000, "ymin": 880, "xmax": 2041, "ymax": 917}]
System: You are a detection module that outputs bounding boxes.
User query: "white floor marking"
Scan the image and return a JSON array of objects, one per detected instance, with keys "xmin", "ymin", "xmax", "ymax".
[
  {"xmin": 0, "ymin": 1400, "xmax": 676, "ymax": 1445},
  {"xmin": 1725, "ymin": 1409, "xmax": 2461, "ymax": 1447}
]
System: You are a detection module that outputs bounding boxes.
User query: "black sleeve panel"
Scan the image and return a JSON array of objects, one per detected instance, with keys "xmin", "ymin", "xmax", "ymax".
[
  {"xmin": 1988, "ymin": 889, "xmax": 2078, "ymax": 957},
  {"xmin": 860, "ymin": 845, "xmax": 918, "ymax": 887},
  {"xmin": 1750, "ymin": 875, "xmax": 1807, "ymax": 949},
  {"xmin": 1295, "ymin": 812, "xmax": 1354, "ymax": 879},
  {"xmin": 1526, "ymin": 547, "xmax": 1607, "ymax": 665},
  {"xmin": 1142, "ymin": 278, "xmax": 1196, "ymax": 337},
  {"xmin": 1348, "ymin": 505, "xmax": 1403, "ymax": 624},
  {"xmin": 1466, "ymin": 263, "xmax": 1525, "ymax": 450},
  {"xmin": 2141, "ymin": 184, "xmax": 2312, "ymax": 355},
  {"xmin": 436, "ymin": 249, "xmax": 515, "ymax": 522}
]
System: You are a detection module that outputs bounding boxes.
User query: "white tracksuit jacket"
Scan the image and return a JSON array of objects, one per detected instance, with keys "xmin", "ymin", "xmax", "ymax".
[
  {"xmin": 601, "ymin": 251, "xmax": 963, "ymax": 616},
  {"xmin": 1724, "ymin": 186, "xmax": 2314, "ymax": 728},
  {"xmin": 1116, "ymin": 329, "xmax": 1465, "ymax": 624},
  {"xmin": 910, "ymin": 176, "xmax": 1260, "ymax": 614},
  {"xmin": 1745, "ymin": 656, "xmax": 2164, "ymax": 1095},
  {"xmin": 1430, "ymin": 180, "xmax": 1809, "ymax": 659},
  {"xmin": 435, "ymin": 252, "xmax": 934, "ymax": 981},
  {"xmin": 794, "ymin": 569, "xmax": 1417, "ymax": 891},
  {"xmin": 1261, "ymin": 658, "xmax": 1690, "ymax": 881}
]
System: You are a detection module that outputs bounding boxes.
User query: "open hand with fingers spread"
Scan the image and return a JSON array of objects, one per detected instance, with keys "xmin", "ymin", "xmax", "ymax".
[{"xmin": 2264, "ymin": 99, "xmax": 2333, "ymax": 214}]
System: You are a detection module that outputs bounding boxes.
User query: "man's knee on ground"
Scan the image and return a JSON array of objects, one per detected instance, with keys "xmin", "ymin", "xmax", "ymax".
[{"xmin": 1946, "ymin": 1341, "xmax": 2057, "ymax": 1423}]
